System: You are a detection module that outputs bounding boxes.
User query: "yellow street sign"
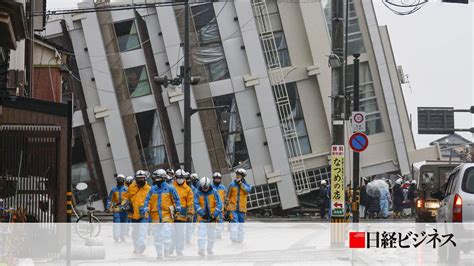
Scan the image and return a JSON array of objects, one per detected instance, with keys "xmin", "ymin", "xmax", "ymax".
[{"xmin": 330, "ymin": 145, "xmax": 345, "ymax": 217}]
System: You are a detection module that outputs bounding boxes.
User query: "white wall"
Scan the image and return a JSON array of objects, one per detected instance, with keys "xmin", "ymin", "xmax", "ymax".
[
  {"xmin": 234, "ymin": 1, "xmax": 298, "ymax": 209},
  {"xmin": 78, "ymin": 11, "xmax": 135, "ymax": 182}
]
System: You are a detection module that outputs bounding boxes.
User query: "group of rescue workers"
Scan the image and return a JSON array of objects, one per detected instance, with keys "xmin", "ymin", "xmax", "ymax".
[{"xmin": 105, "ymin": 168, "xmax": 252, "ymax": 258}]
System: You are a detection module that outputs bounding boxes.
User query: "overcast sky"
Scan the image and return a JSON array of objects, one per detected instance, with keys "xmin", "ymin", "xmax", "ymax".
[{"xmin": 47, "ymin": 0, "xmax": 473, "ymax": 148}]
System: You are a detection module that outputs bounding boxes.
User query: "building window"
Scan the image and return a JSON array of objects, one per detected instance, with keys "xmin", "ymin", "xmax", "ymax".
[
  {"xmin": 305, "ymin": 166, "xmax": 331, "ymax": 191},
  {"xmin": 214, "ymin": 94, "xmax": 250, "ymax": 170},
  {"xmin": 254, "ymin": 1, "xmax": 291, "ymax": 68},
  {"xmin": 262, "ymin": 31, "xmax": 290, "ymax": 68},
  {"xmin": 273, "ymin": 82, "xmax": 312, "ymax": 156},
  {"xmin": 124, "ymin": 65, "xmax": 151, "ymax": 98},
  {"xmin": 345, "ymin": 62, "xmax": 384, "ymax": 135},
  {"xmin": 198, "ymin": 94, "xmax": 250, "ymax": 173},
  {"xmin": 322, "ymin": 0, "xmax": 366, "ymax": 54},
  {"xmin": 72, "ymin": 128, "xmax": 100, "ymax": 205},
  {"xmin": 135, "ymin": 110, "xmax": 167, "ymax": 171},
  {"xmin": 190, "ymin": 3, "xmax": 230, "ymax": 82},
  {"xmin": 247, "ymin": 183, "xmax": 280, "ymax": 210},
  {"xmin": 114, "ymin": 20, "xmax": 140, "ymax": 52}
]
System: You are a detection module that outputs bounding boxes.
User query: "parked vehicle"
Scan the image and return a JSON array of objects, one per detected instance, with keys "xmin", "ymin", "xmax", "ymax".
[
  {"xmin": 434, "ymin": 163, "xmax": 474, "ymax": 263},
  {"xmin": 415, "ymin": 163, "xmax": 458, "ymax": 222}
]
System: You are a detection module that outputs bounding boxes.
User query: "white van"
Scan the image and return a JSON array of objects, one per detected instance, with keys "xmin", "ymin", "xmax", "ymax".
[
  {"xmin": 437, "ymin": 163, "xmax": 474, "ymax": 223},
  {"xmin": 435, "ymin": 163, "xmax": 474, "ymax": 263}
]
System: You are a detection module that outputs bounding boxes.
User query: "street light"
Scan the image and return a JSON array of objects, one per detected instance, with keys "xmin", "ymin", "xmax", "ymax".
[
  {"xmin": 328, "ymin": 54, "xmax": 342, "ymax": 68},
  {"xmin": 154, "ymin": 72, "xmax": 228, "ymax": 169}
]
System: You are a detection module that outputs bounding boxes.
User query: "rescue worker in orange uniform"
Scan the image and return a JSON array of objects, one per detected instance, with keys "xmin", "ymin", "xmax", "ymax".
[
  {"xmin": 170, "ymin": 169, "xmax": 194, "ymax": 256},
  {"xmin": 124, "ymin": 175, "xmax": 134, "ymax": 187},
  {"xmin": 226, "ymin": 168, "xmax": 252, "ymax": 243},
  {"xmin": 121, "ymin": 170, "xmax": 151, "ymax": 254}
]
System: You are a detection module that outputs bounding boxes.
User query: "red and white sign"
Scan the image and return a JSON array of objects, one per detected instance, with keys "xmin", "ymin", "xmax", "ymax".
[
  {"xmin": 349, "ymin": 132, "xmax": 369, "ymax": 153},
  {"xmin": 351, "ymin": 112, "xmax": 366, "ymax": 132},
  {"xmin": 331, "ymin": 145, "xmax": 344, "ymax": 156}
]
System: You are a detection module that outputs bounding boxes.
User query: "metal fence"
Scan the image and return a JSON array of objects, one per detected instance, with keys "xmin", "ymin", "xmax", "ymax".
[{"xmin": 0, "ymin": 125, "xmax": 60, "ymax": 223}]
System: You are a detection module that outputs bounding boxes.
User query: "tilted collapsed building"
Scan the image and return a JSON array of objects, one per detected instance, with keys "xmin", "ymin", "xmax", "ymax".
[{"xmin": 44, "ymin": 0, "xmax": 437, "ymax": 210}]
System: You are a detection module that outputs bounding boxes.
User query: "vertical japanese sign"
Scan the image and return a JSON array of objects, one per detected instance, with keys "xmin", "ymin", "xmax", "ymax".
[{"xmin": 331, "ymin": 145, "xmax": 345, "ymax": 217}]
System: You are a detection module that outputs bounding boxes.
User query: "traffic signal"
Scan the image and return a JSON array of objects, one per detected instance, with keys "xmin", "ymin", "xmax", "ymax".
[{"xmin": 442, "ymin": 0, "xmax": 469, "ymax": 3}]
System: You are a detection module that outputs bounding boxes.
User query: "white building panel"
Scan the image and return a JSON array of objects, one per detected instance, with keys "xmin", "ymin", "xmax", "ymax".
[
  {"xmin": 214, "ymin": 1, "xmax": 240, "ymax": 42},
  {"xmin": 222, "ymin": 37, "xmax": 249, "ymax": 78},
  {"xmin": 70, "ymin": 28, "xmax": 92, "ymax": 69},
  {"xmin": 362, "ymin": 0, "xmax": 410, "ymax": 175},
  {"xmin": 120, "ymin": 48, "xmax": 147, "ymax": 69},
  {"xmin": 144, "ymin": 14, "xmax": 166, "ymax": 54},
  {"xmin": 243, "ymin": 127, "xmax": 271, "ymax": 185},
  {"xmin": 265, "ymin": 125, "xmax": 299, "ymax": 209},
  {"xmin": 81, "ymin": 12, "xmax": 134, "ymax": 176},
  {"xmin": 90, "ymin": 119, "xmax": 114, "ymax": 162},
  {"xmin": 77, "ymin": 68, "xmax": 100, "ymax": 108},
  {"xmin": 235, "ymin": 1, "xmax": 298, "ymax": 209},
  {"xmin": 234, "ymin": 89, "xmax": 263, "ymax": 131},
  {"xmin": 100, "ymin": 158, "xmax": 118, "ymax": 193},
  {"xmin": 131, "ymin": 94, "xmax": 157, "ymax": 114},
  {"xmin": 111, "ymin": 10, "xmax": 135, "ymax": 23},
  {"xmin": 155, "ymin": 6, "xmax": 183, "ymax": 79}
]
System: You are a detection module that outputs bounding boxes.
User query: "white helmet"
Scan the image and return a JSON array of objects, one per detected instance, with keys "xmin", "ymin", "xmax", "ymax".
[
  {"xmin": 125, "ymin": 176, "xmax": 134, "ymax": 182},
  {"xmin": 405, "ymin": 181, "xmax": 410, "ymax": 184},
  {"xmin": 175, "ymin": 169, "xmax": 185, "ymax": 178},
  {"xmin": 411, "ymin": 180, "xmax": 417, "ymax": 185},
  {"xmin": 191, "ymin": 173, "xmax": 199, "ymax": 180},
  {"xmin": 321, "ymin": 180, "xmax": 327, "ymax": 185},
  {"xmin": 396, "ymin": 178, "xmax": 403, "ymax": 185},
  {"xmin": 116, "ymin": 174, "xmax": 125, "ymax": 182},
  {"xmin": 199, "ymin": 177, "xmax": 212, "ymax": 191},
  {"xmin": 166, "ymin": 169, "xmax": 175, "ymax": 176},
  {"xmin": 152, "ymin": 169, "xmax": 167, "ymax": 179},
  {"xmin": 213, "ymin": 172, "xmax": 222, "ymax": 179},
  {"xmin": 135, "ymin": 170, "xmax": 147, "ymax": 178},
  {"xmin": 235, "ymin": 168, "xmax": 247, "ymax": 177}
]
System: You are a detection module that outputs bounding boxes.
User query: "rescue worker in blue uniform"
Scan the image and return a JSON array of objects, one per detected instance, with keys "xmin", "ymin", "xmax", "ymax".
[
  {"xmin": 185, "ymin": 172, "xmax": 199, "ymax": 244},
  {"xmin": 190, "ymin": 173, "xmax": 199, "ymax": 191},
  {"xmin": 166, "ymin": 169, "xmax": 175, "ymax": 184},
  {"xmin": 211, "ymin": 172, "xmax": 226, "ymax": 239},
  {"xmin": 194, "ymin": 177, "xmax": 222, "ymax": 256},
  {"xmin": 226, "ymin": 168, "xmax": 252, "ymax": 243},
  {"xmin": 106, "ymin": 174, "xmax": 128, "ymax": 242},
  {"xmin": 143, "ymin": 169, "xmax": 181, "ymax": 259}
]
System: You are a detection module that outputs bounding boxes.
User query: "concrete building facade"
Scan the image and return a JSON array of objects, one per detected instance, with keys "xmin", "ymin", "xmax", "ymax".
[{"xmin": 44, "ymin": 0, "xmax": 427, "ymax": 210}]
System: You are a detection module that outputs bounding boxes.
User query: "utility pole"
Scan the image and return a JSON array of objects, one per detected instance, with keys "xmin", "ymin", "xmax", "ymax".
[
  {"xmin": 183, "ymin": 0, "xmax": 192, "ymax": 171},
  {"xmin": 330, "ymin": 0, "xmax": 346, "ymax": 221},
  {"xmin": 329, "ymin": 0, "xmax": 346, "ymax": 247},
  {"xmin": 154, "ymin": 0, "xmax": 225, "ymax": 171},
  {"xmin": 352, "ymin": 54, "xmax": 360, "ymax": 223}
]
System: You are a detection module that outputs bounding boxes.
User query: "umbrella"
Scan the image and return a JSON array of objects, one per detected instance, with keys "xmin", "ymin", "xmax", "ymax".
[{"xmin": 366, "ymin": 179, "xmax": 389, "ymax": 197}]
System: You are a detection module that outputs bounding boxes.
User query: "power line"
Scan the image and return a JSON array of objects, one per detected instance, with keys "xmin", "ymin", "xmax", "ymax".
[
  {"xmin": 382, "ymin": 0, "xmax": 428, "ymax": 15},
  {"xmin": 62, "ymin": 55, "xmax": 185, "ymax": 95},
  {"xmin": 54, "ymin": 1, "xmax": 253, "ymax": 96},
  {"xmin": 30, "ymin": 2, "xmax": 186, "ymax": 17}
]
